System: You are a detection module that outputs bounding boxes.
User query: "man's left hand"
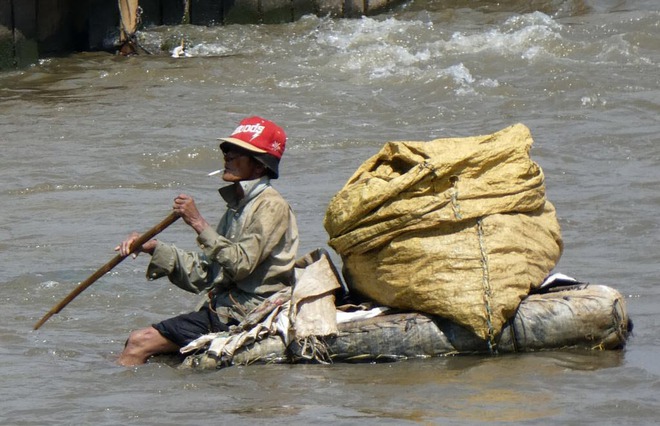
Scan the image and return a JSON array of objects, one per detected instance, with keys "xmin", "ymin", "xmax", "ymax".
[{"xmin": 173, "ymin": 194, "xmax": 210, "ymax": 234}]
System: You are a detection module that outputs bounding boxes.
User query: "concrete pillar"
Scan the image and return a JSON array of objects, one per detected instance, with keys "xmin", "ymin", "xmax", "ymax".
[
  {"xmin": 139, "ymin": 0, "xmax": 163, "ymax": 27},
  {"xmin": 161, "ymin": 0, "xmax": 185, "ymax": 25},
  {"xmin": 13, "ymin": 0, "xmax": 39, "ymax": 68},
  {"xmin": 191, "ymin": 0, "xmax": 222, "ymax": 26},
  {"xmin": 315, "ymin": 0, "xmax": 343, "ymax": 18},
  {"xmin": 292, "ymin": 0, "xmax": 317, "ymax": 21},
  {"xmin": 366, "ymin": 0, "xmax": 395, "ymax": 16},
  {"xmin": 37, "ymin": 0, "xmax": 69, "ymax": 53},
  {"xmin": 223, "ymin": 0, "xmax": 261, "ymax": 25},
  {"xmin": 89, "ymin": 0, "xmax": 120, "ymax": 50},
  {"xmin": 343, "ymin": 0, "xmax": 365, "ymax": 18},
  {"xmin": 260, "ymin": 0, "xmax": 293, "ymax": 24},
  {"xmin": 35, "ymin": 0, "xmax": 89, "ymax": 54},
  {"xmin": 0, "ymin": 0, "xmax": 15, "ymax": 69}
]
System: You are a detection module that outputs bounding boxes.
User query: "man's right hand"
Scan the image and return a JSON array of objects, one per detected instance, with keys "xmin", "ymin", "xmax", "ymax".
[{"xmin": 115, "ymin": 232, "xmax": 158, "ymax": 258}]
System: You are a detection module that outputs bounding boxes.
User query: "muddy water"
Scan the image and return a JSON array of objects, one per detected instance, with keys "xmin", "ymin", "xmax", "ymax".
[{"xmin": 1, "ymin": 1, "xmax": 659, "ymax": 424}]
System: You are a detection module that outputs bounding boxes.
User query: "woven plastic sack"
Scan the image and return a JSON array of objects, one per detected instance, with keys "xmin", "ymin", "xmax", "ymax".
[{"xmin": 324, "ymin": 124, "xmax": 563, "ymax": 342}]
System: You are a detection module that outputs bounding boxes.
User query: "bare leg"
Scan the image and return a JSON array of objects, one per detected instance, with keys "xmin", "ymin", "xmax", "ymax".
[{"xmin": 117, "ymin": 326, "xmax": 180, "ymax": 366}]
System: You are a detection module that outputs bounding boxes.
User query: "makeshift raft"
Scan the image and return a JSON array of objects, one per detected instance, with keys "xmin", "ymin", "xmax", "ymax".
[{"xmin": 179, "ymin": 281, "xmax": 631, "ymax": 370}]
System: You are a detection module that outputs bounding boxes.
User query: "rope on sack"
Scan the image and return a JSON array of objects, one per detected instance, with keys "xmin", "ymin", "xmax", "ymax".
[
  {"xmin": 609, "ymin": 296, "xmax": 631, "ymax": 349},
  {"xmin": 449, "ymin": 176, "xmax": 496, "ymax": 352},
  {"xmin": 477, "ymin": 218, "xmax": 497, "ymax": 353},
  {"xmin": 449, "ymin": 176, "xmax": 497, "ymax": 354},
  {"xmin": 449, "ymin": 176, "xmax": 463, "ymax": 220}
]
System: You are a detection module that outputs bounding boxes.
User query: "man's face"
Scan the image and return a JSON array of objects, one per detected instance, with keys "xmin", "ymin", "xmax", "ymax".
[{"xmin": 222, "ymin": 147, "xmax": 263, "ymax": 182}]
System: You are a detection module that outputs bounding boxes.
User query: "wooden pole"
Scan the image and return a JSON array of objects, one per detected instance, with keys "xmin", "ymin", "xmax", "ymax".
[
  {"xmin": 33, "ymin": 212, "xmax": 180, "ymax": 330},
  {"xmin": 118, "ymin": 0, "xmax": 139, "ymax": 42}
]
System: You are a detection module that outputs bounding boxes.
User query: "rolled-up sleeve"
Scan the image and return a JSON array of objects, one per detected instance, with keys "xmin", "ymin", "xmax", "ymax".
[{"xmin": 146, "ymin": 241, "xmax": 223, "ymax": 294}]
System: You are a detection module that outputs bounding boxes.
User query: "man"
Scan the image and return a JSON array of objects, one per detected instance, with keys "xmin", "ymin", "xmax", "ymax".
[{"xmin": 116, "ymin": 116, "xmax": 299, "ymax": 366}]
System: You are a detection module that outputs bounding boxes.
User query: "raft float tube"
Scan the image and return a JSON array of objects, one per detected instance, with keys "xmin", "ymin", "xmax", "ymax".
[{"xmin": 178, "ymin": 269, "xmax": 631, "ymax": 370}]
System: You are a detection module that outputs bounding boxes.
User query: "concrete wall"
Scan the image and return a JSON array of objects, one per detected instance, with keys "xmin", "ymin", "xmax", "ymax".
[
  {"xmin": 1, "ymin": 0, "xmax": 40, "ymax": 69},
  {"xmin": 0, "ymin": 0, "xmax": 405, "ymax": 70},
  {"xmin": 0, "ymin": 0, "xmax": 15, "ymax": 69},
  {"xmin": 1, "ymin": 0, "xmax": 92, "ymax": 69}
]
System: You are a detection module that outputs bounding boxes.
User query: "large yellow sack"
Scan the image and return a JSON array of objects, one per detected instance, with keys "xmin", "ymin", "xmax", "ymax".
[{"xmin": 324, "ymin": 124, "xmax": 563, "ymax": 344}]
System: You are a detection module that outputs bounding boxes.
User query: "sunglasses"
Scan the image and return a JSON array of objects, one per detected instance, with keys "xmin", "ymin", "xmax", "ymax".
[{"xmin": 223, "ymin": 151, "xmax": 247, "ymax": 162}]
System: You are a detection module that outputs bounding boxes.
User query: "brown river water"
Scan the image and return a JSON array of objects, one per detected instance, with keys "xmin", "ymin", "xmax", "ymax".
[{"xmin": 1, "ymin": 0, "xmax": 659, "ymax": 424}]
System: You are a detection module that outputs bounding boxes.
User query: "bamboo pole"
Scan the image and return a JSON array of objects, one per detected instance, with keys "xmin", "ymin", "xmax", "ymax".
[{"xmin": 33, "ymin": 212, "xmax": 179, "ymax": 330}]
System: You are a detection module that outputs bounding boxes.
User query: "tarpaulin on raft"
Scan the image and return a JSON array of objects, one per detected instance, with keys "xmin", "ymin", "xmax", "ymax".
[{"xmin": 324, "ymin": 123, "xmax": 563, "ymax": 343}]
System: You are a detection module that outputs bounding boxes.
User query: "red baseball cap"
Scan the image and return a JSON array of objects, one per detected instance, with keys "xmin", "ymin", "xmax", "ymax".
[{"xmin": 218, "ymin": 116, "xmax": 286, "ymax": 159}]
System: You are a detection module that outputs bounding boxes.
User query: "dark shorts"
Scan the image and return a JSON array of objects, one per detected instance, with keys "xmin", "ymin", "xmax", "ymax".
[{"xmin": 152, "ymin": 304, "xmax": 232, "ymax": 348}]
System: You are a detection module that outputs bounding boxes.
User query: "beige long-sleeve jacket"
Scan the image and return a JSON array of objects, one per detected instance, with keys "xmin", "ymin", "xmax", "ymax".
[{"xmin": 146, "ymin": 177, "xmax": 299, "ymax": 323}]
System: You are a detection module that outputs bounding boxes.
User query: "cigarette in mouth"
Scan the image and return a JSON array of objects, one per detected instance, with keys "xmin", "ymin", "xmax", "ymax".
[{"xmin": 208, "ymin": 169, "xmax": 224, "ymax": 176}]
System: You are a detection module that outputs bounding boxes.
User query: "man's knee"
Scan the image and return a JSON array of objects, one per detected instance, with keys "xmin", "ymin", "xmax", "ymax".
[
  {"xmin": 119, "ymin": 326, "xmax": 179, "ymax": 365},
  {"xmin": 126, "ymin": 326, "xmax": 162, "ymax": 348}
]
